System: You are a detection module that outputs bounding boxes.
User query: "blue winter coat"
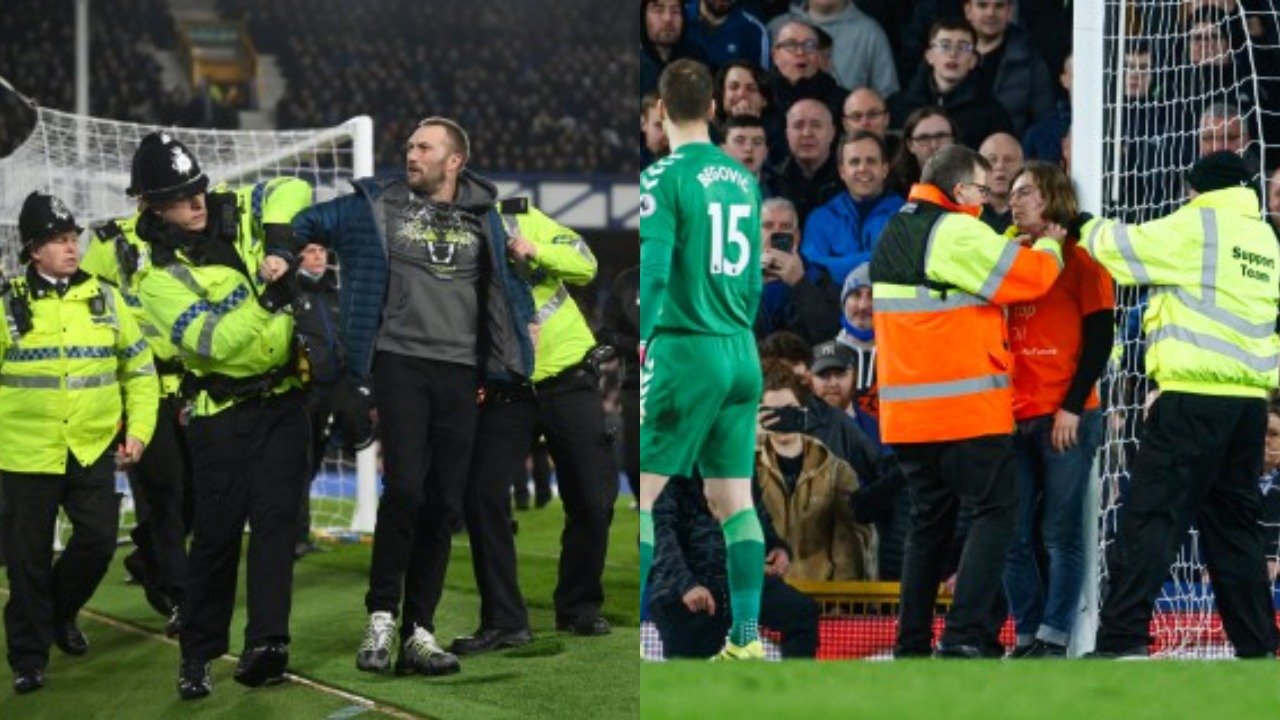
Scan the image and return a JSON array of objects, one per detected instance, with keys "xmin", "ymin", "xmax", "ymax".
[{"xmin": 801, "ymin": 191, "xmax": 904, "ymax": 287}]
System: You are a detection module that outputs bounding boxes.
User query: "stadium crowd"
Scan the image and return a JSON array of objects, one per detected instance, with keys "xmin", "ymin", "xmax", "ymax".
[{"xmin": 641, "ymin": 0, "xmax": 1280, "ymax": 660}]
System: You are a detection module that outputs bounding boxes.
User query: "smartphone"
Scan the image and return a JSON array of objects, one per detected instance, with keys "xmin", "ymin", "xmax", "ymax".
[
  {"xmin": 770, "ymin": 232, "xmax": 794, "ymax": 253},
  {"xmin": 761, "ymin": 405, "xmax": 808, "ymax": 433}
]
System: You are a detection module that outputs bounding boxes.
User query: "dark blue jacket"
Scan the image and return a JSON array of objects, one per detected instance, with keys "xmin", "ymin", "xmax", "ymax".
[
  {"xmin": 291, "ymin": 175, "xmax": 535, "ymax": 383},
  {"xmin": 801, "ymin": 190, "xmax": 904, "ymax": 286}
]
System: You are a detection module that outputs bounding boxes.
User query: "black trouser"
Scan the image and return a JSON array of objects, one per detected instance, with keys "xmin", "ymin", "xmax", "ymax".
[
  {"xmin": 127, "ymin": 394, "xmax": 193, "ymax": 604},
  {"xmin": 296, "ymin": 386, "xmax": 336, "ymax": 544},
  {"xmin": 180, "ymin": 391, "xmax": 310, "ymax": 662},
  {"xmin": 1097, "ymin": 392, "xmax": 1280, "ymax": 657},
  {"xmin": 365, "ymin": 353, "xmax": 478, "ymax": 638},
  {"xmin": 3, "ymin": 451, "xmax": 119, "ymax": 672},
  {"xmin": 652, "ymin": 576, "xmax": 820, "ymax": 658},
  {"xmin": 465, "ymin": 369, "xmax": 618, "ymax": 630},
  {"xmin": 620, "ymin": 380, "xmax": 639, "ymax": 499},
  {"xmin": 894, "ymin": 434, "xmax": 1017, "ymax": 655}
]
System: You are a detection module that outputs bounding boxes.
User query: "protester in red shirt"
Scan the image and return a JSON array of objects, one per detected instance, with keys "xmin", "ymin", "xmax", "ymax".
[{"xmin": 1003, "ymin": 160, "xmax": 1115, "ymax": 658}]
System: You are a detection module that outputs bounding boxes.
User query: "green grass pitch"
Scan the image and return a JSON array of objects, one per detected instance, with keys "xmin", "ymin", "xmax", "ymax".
[{"xmin": 2, "ymin": 498, "xmax": 640, "ymax": 719}]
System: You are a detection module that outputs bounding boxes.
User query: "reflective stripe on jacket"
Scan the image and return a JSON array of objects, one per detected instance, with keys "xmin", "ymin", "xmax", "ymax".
[
  {"xmin": 869, "ymin": 185, "xmax": 1063, "ymax": 443},
  {"xmin": 507, "ymin": 205, "xmax": 599, "ymax": 382},
  {"xmin": 0, "ymin": 273, "xmax": 159, "ymax": 472},
  {"xmin": 1079, "ymin": 186, "xmax": 1280, "ymax": 398}
]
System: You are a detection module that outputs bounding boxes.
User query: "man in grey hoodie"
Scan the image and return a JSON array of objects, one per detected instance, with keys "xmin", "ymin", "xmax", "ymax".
[{"xmin": 292, "ymin": 117, "xmax": 535, "ymax": 678}]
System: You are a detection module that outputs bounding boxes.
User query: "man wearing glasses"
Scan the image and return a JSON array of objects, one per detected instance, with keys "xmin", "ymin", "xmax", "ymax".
[
  {"xmin": 889, "ymin": 19, "xmax": 1013, "ymax": 149},
  {"xmin": 869, "ymin": 145, "xmax": 1065, "ymax": 658},
  {"xmin": 768, "ymin": 0, "xmax": 898, "ymax": 98},
  {"xmin": 768, "ymin": 20, "xmax": 846, "ymax": 124}
]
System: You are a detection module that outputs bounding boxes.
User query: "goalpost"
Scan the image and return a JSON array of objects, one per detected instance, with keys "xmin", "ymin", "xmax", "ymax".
[
  {"xmin": 0, "ymin": 100, "xmax": 381, "ymax": 542},
  {"xmin": 1073, "ymin": 0, "xmax": 1279, "ymax": 658}
]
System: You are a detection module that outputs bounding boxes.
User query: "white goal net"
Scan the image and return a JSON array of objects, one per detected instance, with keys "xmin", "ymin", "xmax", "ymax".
[
  {"xmin": 1077, "ymin": 0, "xmax": 1280, "ymax": 658},
  {"xmin": 0, "ymin": 102, "xmax": 379, "ymax": 542}
]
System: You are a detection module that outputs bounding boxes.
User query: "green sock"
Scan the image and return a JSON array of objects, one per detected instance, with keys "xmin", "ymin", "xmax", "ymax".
[
  {"xmin": 639, "ymin": 510, "xmax": 654, "ymax": 607},
  {"xmin": 721, "ymin": 507, "xmax": 765, "ymax": 646}
]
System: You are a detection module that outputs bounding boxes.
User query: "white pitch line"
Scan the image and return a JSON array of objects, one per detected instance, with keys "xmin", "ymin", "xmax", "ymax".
[{"xmin": 0, "ymin": 587, "xmax": 425, "ymax": 720}]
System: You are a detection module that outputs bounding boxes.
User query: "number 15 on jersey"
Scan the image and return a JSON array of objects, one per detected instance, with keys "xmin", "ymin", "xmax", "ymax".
[{"xmin": 707, "ymin": 202, "xmax": 753, "ymax": 277}]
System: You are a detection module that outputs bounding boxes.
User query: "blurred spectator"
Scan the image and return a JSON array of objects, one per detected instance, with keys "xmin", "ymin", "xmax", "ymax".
[
  {"xmin": 978, "ymin": 131, "xmax": 1023, "ymax": 233},
  {"xmin": 890, "ymin": 106, "xmax": 957, "ymax": 192},
  {"xmin": 766, "ymin": 99, "xmax": 843, "ymax": 225},
  {"xmin": 802, "ymin": 131, "xmax": 905, "ymax": 285},
  {"xmin": 649, "ymin": 471, "xmax": 819, "ymax": 658},
  {"xmin": 755, "ymin": 198, "xmax": 841, "ymax": 344},
  {"xmin": 890, "ymin": 18, "xmax": 1014, "ymax": 150},
  {"xmin": 757, "ymin": 345, "xmax": 881, "ymax": 493},
  {"xmin": 1023, "ymin": 54, "xmax": 1072, "ymax": 165},
  {"xmin": 809, "ymin": 340, "xmax": 856, "ymax": 417},
  {"xmin": 834, "ymin": 263, "xmax": 877, "ymax": 423},
  {"xmin": 1268, "ymin": 166, "xmax": 1280, "ymax": 237},
  {"xmin": 767, "ymin": 20, "xmax": 847, "ymax": 125},
  {"xmin": 643, "ymin": 0, "xmax": 708, "ymax": 99},
  {"xmin": 595, "ymin": 266, "xmax": 640, "ymax": 510},
  {"xmin": 721, "ymin": 115, "xmax": 771, "ymax": 187},
  {"xmin": 1196, "ymin": 103, "xmax": 1261, "ymax": 180},
  {"xmin": 713, "ymin": 60, "xmax": 786, "ymax": 163},
  {"xmin": 757, "ymin": 359, "xmax": 877, "ymax": 581},
  {"xmin": 641, "ymin": 92, "xmax": 670, "ymax": 165},
  {"xmin": 897, "ymin": 0, "xmax": 966, "ymax": 86},
  {"xmin": 1261, "ymin": 396, "xmax": 1280, "ymax": 583},
  {"xmin": 683, "ymin": 0, "xmax": 771, "ymax": 71},
  {"xmin": 769, "ymin": 0, "xmax": 900, "ymax": 98},
  {"xmin": 840, "ymin": 87, "xmax": 899, "ymax": 167},
  {"xmin": 963, "ymin": 0, "xmax": 1055, "ymax": 135}
]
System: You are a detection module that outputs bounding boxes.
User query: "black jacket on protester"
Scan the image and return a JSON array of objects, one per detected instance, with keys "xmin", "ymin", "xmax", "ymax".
[{"xmin": 596, "ymin": 265, "xmax": 639, "ymax": 390}]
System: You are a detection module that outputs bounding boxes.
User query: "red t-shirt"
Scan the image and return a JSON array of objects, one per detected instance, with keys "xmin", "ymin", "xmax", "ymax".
[{"xmin": 1008, "ymin": 242, "xmax": 1115, "ymax": 421}]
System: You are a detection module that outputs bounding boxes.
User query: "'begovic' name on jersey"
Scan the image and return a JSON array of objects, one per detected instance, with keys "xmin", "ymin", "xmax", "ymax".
[{"xmin": 696, "ymin": 164, "xmax": 754, "ymax": 193}]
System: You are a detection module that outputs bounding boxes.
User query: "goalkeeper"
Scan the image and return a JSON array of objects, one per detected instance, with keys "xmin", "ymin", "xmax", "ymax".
[
  {"xmin": 639, "ymin": 59, "xmax": 766, "ymax": 661},
  {"xmin": 1079, "ymin": 151, "xmax": 1280, "ymax": 658}
]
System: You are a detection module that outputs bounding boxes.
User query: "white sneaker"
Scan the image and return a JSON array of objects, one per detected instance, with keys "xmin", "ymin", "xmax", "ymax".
[
  {"xmin": 395, "ymin": 624, "xmax": 461, "ymax": 676},
  {"xmin": 356, "ymin": 611, "xmax": 396, "ymax": 672}
]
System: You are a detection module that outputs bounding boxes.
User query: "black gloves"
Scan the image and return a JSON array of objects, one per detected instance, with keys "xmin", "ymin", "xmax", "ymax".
[
  {"xmin": 1067, "ymin": 211, "xmax": 1094, "ymax": 239},
  {"xmin": 257, "ymin": 271, "xmax": 299, "ymax": 313},
  {"xmin": 332, "ymin": 377, "xmax": 377, "ymax": 451}
]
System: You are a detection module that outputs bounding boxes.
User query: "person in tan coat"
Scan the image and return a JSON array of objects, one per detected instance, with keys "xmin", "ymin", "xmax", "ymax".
[{"xmin": 756, "ymin": 360, "xmax": 877, "ymax": 581}]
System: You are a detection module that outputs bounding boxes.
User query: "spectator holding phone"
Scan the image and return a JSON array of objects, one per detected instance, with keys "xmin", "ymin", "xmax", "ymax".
[
  {"xmin": 755, "ymin": 198, "xmax": 841, "ymax": 345},
  {"xmin": 755, "ymin": 359, "xmax": 877, "ymax": 581}
]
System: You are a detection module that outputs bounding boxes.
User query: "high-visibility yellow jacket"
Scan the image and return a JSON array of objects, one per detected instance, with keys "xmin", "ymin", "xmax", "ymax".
[
  {"xmin": 869, "ymin": 184, "xmax": 1063, "ymax": 443},
  {"xmin": 82, "ymin": 214, "xmax": 183, "ymax": 395},
  {"xmin": 135, "ymin": 179, "xmax": 311, "ymax": 416},
  {"xmin": 507, "ymin": 206, "xmax": 599, "ymax": 382},
  {"xmin": 0, "ymin": 270, "xmax": 159, "ymax": 473},
  {"xmin": 1079, "ymin": 186, "xmax": 1280, "ymax": 398}
]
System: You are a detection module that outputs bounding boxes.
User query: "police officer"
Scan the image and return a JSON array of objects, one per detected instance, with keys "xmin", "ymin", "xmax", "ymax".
[
  {"xmin": 450, "ymin": 203, "xmax": 619, "ymax": 655},
  {"xmin": 2, "ymin": 192, "xmax": 159, "ymax": 694},
  {"xmin": 1081, "ymin": 151, "xmax": 1280, "ymax": 658},
  {"xmin": 82, "ymin": 194, "xmax": 196, "ymax": 636},
  {"xmin": 124, "ymin": 131, "xmax": 314, "ymax": 699}
]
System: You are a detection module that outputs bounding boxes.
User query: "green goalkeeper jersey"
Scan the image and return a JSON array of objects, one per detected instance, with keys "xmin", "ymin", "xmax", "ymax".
[{"xmin": 639, "ymin": 142, "xmax": 762, "ymax": 340}]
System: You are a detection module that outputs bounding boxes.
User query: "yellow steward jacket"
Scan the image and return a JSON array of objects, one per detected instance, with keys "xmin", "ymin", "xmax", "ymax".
[
  {"xmin": 1079, "ymin": 186, "xmax": 1280, "ymax": 398},
  {"xmin": 507, "ymin": 206, "xmax": 599, "ymax": 382},
  {"xmin": 0, "ymin": 270, "xmax": 159, "ymax": 473}
]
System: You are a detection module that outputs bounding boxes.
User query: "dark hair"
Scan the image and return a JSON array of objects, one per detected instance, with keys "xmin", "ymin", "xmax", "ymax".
[
  {"xmin": 1010, "ymin": 160, "xmax": 1079, "ymax": 227},
  {"xmin": 838, "ymin": 130, "xmax": 889, "ymax": 164},
  {"xmin": 713, "ymin": 59, "xmax": 773, "ymax": 122},
  {"xmin": 890, "ymin": 106, "xmax": 956, "ymax": 187},
  {"xmin": 660, "ymin": 59, "xmax": 715, "ymax": 123},
  {"xmin": 927, "ymin": 18, "xmax": 978, "ymax": 47},
  {"xmin": 724, "ymin": 114, "xmax": 765, "ymax": 132},
  {"xmin": 641, "ymin": 90, "xmax": 661, "ymax": 117},
  {"xmin": 922, "ymin": 144, "xmax": 989, "ymax": 196},
  {"xmin": 758, "ymin": 330, "xmax": 813, "ymax": 367},
  {"xmin": 761, "ymin": 358, "xmax": 812, "ymax": 406}
]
